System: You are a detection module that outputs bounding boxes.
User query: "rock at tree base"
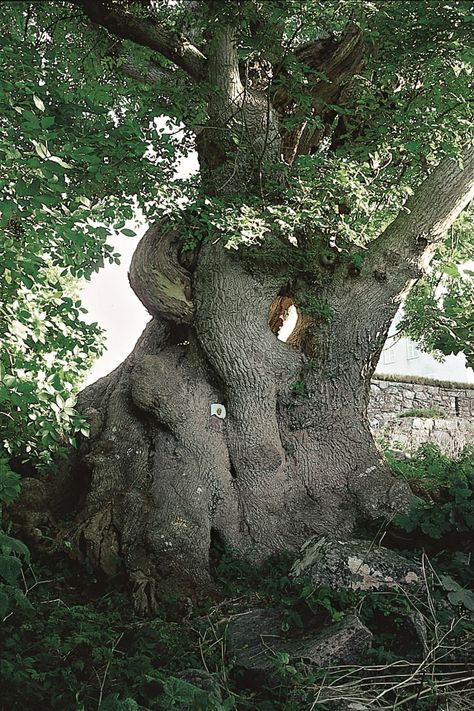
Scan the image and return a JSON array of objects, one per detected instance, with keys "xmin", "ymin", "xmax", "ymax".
[
  {"xmin": 291, "ymin": 536, "xmax": 422, "ymax": 592},
  {"xmin": 227, "ymin": 609, "xmax": 372, "ymax": 673}
]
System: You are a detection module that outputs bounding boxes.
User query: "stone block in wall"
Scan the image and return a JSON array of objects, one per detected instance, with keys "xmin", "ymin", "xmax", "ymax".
[
  {"xmin": 444, "ymin": 390, "xmax": 460, "ymax": 398},
  {"xmin": 377, "ymin": 418, "xmax": 474, "ymax": 457},
  {"xmin": 412, "ymin": 418, "xmax": 432, "ymax": 430},
  {"xmin": 370, "ymin": 379, "xmax": 474, "ymax": 423},
  {"xmin": 439, "ymin": 396, "xmax": 453, "ymax": 407}
]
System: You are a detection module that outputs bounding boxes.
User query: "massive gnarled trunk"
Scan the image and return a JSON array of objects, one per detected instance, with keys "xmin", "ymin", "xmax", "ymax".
[
  {"xmin": 68, "ymin": 148, "xmax": 473, "ymax": 613},
  {"xmin": 61, "ymin": 2, "xmax": 474, "ymax": 614},
  {"xmin": 69, "ymin": 240, "xmax": 402, "ymax": 614}
]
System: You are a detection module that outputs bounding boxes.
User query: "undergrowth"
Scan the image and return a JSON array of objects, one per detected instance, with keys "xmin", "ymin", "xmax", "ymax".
[{"xmin": 1, "ymin": 444, "xmax": 473, "ymax": 710}]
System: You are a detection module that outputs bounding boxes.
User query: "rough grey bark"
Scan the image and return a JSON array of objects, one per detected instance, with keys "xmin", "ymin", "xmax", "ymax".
[
  {"xmin": 61, "ymin": 5, "xmax": 474, "ymax": 613},
  {"xmin": 67, "ymin": 148, "xmax": 472, "ymax": 612}
]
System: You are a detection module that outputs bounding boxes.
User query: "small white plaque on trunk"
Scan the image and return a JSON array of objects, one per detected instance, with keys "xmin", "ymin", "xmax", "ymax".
[{"xmin": 210, "ymin": 403, "xmax": 226, "ymax": 419}]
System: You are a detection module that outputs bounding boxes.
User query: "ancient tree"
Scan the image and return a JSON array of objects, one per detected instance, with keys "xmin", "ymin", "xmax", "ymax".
[{"xmin": 25, "ymin": 1, "xmax": 472, "ymax": 612}]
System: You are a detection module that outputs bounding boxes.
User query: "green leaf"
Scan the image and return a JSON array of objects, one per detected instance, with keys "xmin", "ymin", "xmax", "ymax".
[
  {"xmin": 447, "ymin": 589, "xmax": 474, "ymax": 611},
  {"xmin": 440, "ymin": 575, "xmax": 474, "ymax": 611},
  {"xmin": 0, "ymin": 532, "xmax": 30, "ymax": 562},
  {"xmin": 100, "ymin": 696, "xmax": 142, "ymax": 711},
  {"xmin": 0, "ymin": 554, "xmax": 22, "ymax": 585},
  {"xmin": 0, "ymin": 589, "xmax": 9, "ymax": 617}
]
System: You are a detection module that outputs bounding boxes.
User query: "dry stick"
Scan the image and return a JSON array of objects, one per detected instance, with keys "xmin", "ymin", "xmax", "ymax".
[
  {"xmin": 421, "ymin": 553, "xmax": 440, "ymax": 644},
  {"xmin": 311, "ymin": 643, "xmax": 472, "ymax": 707},
  {"xmin": 97, "ymin": 632, "xmax": 124, "ymax": 710},
  {"xmin": 309, "ymin": 670, "xmax": 328, "ymax": 711},
  {"xmin": 198, "ymin": 632, "xmax": 211, "ymax": 674},
  {"xmin": 315, "ymin": 675, "xmax": 474, "ymax": 709},
  {"xmin": 371, "ymin": 620, "xmax": 462, "ymax": 704},
  {"xmin": 316, "ymin": 664, "xmax": 473, "ymax": 708}
]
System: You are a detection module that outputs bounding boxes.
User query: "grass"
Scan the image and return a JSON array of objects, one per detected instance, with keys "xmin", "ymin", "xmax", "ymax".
[
  {"xmin": 398, "ymin": 407, "xmax": 447, "ymax": 419},
  {"xmin": 373, "ymin": 372, "xmax": 474, "ymax": 390}
]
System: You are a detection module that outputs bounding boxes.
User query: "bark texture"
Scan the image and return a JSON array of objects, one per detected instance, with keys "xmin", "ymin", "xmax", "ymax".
[
  {"xmin": 68, "ymin": 142, "xmax": 473, "ymax": 613},
  {"xmin": 70, "ymin": 237, "xmax": 408, "ymax": 615}
]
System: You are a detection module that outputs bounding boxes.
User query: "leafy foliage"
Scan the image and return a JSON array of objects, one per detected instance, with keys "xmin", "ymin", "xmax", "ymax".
[
  {"xmin": 0, "ymin": 457, "xmax": 30, "ymax": 620},
  {"xmin": 0, "ymin": 1, "xmax": 197, "ymax": 466},
  {"xmin": 390, "ymin": 443, "xmax": 474, "ymax": 542},
  {"xmin": 1, "ymin": 508, "xmax": 472, "ymax": 710},
  {"xmin": 398, "ymin": 205, "xmax": 474, "ymax": 369},
  {"xmin": 0, "ymin": 445, "xmax": 472, "ymax": 707}
]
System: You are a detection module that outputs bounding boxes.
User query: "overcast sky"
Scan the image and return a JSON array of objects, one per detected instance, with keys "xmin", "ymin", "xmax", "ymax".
[
  {"xmin": 80, "ymin": 228, "xmax": 150, "ymax": 385},
  {"xmin": 80, "ymin": 148, "xmax": 198, "ymax": 385}
]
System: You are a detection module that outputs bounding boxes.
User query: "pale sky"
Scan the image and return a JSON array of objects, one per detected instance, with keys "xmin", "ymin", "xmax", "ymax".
[
  {"xmin": 80, "ymin": 147, "xmax": 198, "ymax": 386},
  {"xmin": 80, "ymin": 228, "xmax": 151, "ymax": 385}
]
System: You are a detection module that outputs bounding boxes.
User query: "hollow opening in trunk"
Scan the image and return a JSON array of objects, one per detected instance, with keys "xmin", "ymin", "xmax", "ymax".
[
  {"xmin": 169, "ymin": 322, "xmax": 192, "ymax": 346},
  {"xmin": 268, "ymin": 296, "xmax": 299, "ymax": 342}
]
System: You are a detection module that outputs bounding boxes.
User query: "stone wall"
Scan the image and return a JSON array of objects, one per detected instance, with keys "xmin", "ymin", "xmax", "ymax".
[
  {"xmin": 369, "ymin": 379, "xmax": 474, "ymax": 424},
  {"xmin": 368, "ymin": 379, "xmax": 474, "ymax": 455},
  {"xmin": 379, "ymin": 417, "xmax": 474, "ymax": 458}
]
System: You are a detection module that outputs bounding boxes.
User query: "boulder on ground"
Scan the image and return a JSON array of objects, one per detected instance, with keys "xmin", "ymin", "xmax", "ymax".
[
  {"xmin": 226, "ymin": 608, "xmax": 372, "ymax": 673},
  {"xmin": 291, "ymin": 536, "xmax": 422, "ymax": 592}
]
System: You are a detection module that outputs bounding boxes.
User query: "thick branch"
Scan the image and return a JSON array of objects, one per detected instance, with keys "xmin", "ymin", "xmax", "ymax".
[
  {"xmin": 208, "ymin": 24, "xmax": 244, "ymax": 109},
  {"xmin": 72, "ymin": 0, "xmax": 207, "ymax": 81},
  {"xmin": 273, "ymin": 23, "xmax": 364, "ymax": 163},
  {"xmin": 367, "ymin": 146, "xmax": 474, "ymax": 279},
  {"xmin": 319, "ymin": 146, "xmax": 474, "ymax": 387},
  {"xmin": 119, "ymin": 54, "xmax": 177, "ymax": 86}
]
